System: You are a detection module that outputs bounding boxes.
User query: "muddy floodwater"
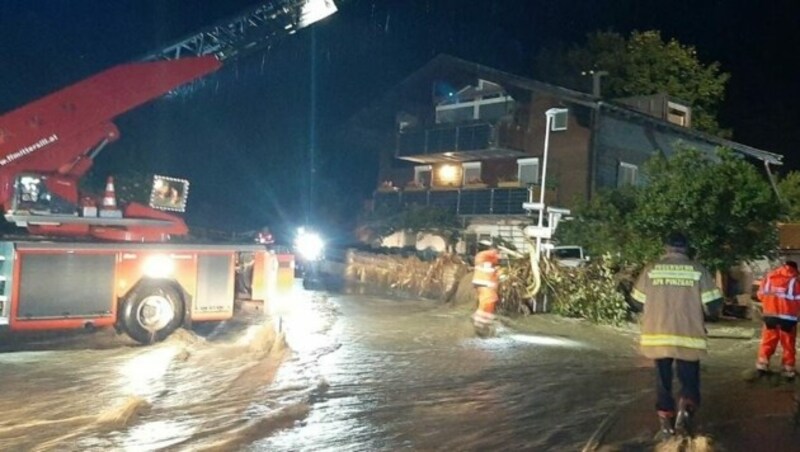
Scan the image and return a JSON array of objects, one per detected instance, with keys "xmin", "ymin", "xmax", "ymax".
[{"xmin": 0, "ymin": 284, "xmax": 796, "ymax": 451}]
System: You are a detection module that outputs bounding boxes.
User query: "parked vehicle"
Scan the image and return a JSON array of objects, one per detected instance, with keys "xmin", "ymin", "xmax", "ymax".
[{"xmin": 551, "ymin": 245, "xmax": 590, "ymax": 267}]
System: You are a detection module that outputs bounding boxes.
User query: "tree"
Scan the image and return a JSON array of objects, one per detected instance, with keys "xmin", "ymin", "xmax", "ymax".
[
  {"xmin": 555, "ymin": 187, "xmax": 661, "ymax": 266},
  {"xmin": 777, "ymin": 171, "xmax": 800, "ymax": 221},
  {"xmin": 534, "ymin": 30, "xmax": 730, "ymax": 136},
  {"xmin": 556, "ymin": 148, "xmax": 778, "ymax": 274},
  {"xmin": 634, "ymin": 148, "xmax": 777, "ymax": 273}
]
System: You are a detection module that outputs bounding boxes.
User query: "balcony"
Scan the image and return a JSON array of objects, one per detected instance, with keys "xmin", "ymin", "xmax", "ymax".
[
  {"xmin": 373, "ymin": 186, "xmax": 556, "ymax": 217},
  {"xmin": 396, "ymin": 121, "xmax": 528, "ymax": 163}
]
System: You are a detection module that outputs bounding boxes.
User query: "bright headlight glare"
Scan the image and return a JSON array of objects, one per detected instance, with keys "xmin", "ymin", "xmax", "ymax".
[
  {"xmin": 296, "ymin": 232, "xmax": 324, "ymax": 261},
  {"xmin": 143, "ymin": 254, "xmax": 174, "ymax": 278},
  {"xmin": 298, "ymin": 0, "xmax": 338, "ymax": 28}
]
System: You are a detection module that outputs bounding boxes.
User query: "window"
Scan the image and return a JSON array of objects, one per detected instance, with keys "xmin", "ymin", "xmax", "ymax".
[
  {"xmin": 550, "ymin": 109, "xmax": 568, "ymax": 131},
  {"xmin": 618, "ymin": 162, "xmax": 638, "ymax": 187},
  {"xmin": 667, "ymin": 101, "xmax": 691, "ymax": 127},
  {"xmin": 462, "ymin": 162, "xmax": 482, "ymax": 185},
  {"xmin": 414, "ymin": 165, "xmax": 432, "ymax": 187},
  {"xmin": 517, "ymin": 158, "xmax": 540, "ymax": 185}
]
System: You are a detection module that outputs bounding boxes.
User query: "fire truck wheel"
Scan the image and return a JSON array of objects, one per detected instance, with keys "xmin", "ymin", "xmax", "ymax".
[{"xmin": 121, "ymin": 283, "xmax": 185, "ymax": 344}]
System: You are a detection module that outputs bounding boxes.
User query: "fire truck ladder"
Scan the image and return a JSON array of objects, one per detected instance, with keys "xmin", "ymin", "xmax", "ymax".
[{"xmin": 140, "ymin": 0, "xmax": 338, "ymax": 63}]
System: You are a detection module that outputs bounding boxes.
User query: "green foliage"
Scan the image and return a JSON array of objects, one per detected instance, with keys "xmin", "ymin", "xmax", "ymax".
[
  {"xmin": 542, "ymin": 256, "xmax": 630, "ymax": 326},
  {"xmin": 556, "ymin": 147, "xmax": 778, "ymax": 274},
  {"xmin": 535, "ymin": 30, "xmax": 730, "ymax": 136},
  {"xmin": 634, "ymin": 148, "xmax": 778, "ymax": 272},
  {"xmin": 777, "ymin": 171, "xmax": 800, "ymax": 221},
  {"xmin": 555, "ymin": 187, "xmax": 662, "ymax": 267}
]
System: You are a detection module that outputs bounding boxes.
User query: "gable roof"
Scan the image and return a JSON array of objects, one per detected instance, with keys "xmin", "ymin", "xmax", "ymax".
[{"xmin": 350, "ymin": 54, "xmax": 782, "ymax": 165}]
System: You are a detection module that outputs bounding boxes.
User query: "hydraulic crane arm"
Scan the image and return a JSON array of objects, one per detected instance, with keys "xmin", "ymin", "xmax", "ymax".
[
  {"xmin": 141, "ymin": 0, "xmax": 337, "ymax": 63},
  {"xmin": 0, "ymin": 57, "xmax": 220, "ymax": 241},
  {"xmin": 0, "ymin": 0, "xmax": 338, "ymax": 242},
  {"xmin": 0, "ymin": 57, "xmax": 221, "ymax": 180}
]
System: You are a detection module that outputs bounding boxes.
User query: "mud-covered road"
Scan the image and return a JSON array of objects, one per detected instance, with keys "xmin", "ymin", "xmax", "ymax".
[{"xmin": 0, "ymin": 284, "xmax": 796, "ymax": 451}]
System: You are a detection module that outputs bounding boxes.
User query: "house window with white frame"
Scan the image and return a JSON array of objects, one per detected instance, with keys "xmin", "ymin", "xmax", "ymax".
[
  {"xmin": 666, "ymin": 101, "xmax": 691, "ymax": 128},
  {"xmin": 618, "ymin": 162, "xmax": 638, "ymax": 187},
  {"xmin": 517, "ymin": 158, "xmax": 540, "ymax": 185},
  {"xmin": 462, "ymin": 162, "xmax": 482, "ymax": 185},
  {"xmin": 414, "ymin": 165, "xmax": 432, "ymax": 187},
  {"xmin": 550, "ymin": 109, "xmax": 568, "ymax": 131}
]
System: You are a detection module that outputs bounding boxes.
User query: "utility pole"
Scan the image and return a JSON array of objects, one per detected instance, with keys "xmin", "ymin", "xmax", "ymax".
[{"xmin": 582, "ymin": 70, "xmax": 609, "ymax": 97}]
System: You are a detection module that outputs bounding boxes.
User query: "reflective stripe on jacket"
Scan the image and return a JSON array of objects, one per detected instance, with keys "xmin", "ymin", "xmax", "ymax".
[
  {"xmin": 632, "ymin": 251, "xmax": 722, "ymax": 361},
  {"xmin": 472, "ymin": 249, "xmax": 500, "ymax": 288},
  {"xmin": 758, "ymin": 264, "xmax": 800, "ymax": 322}
]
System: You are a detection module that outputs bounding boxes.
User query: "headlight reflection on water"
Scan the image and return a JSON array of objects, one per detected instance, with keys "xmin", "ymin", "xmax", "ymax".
[
  {"xmin": 118, "ymin": 346, "xmax": 179, "ymax": 397},
  {"xmin": 122, "ymin": 419, "xmax": 194, "ymax": 450},
  {"xmin": 506, "ymin": 334, "xmax": 585, "ymax": 348},
  {"xmin": 467, "ymin": 332, "xmax": 586, "ymax": 350}
]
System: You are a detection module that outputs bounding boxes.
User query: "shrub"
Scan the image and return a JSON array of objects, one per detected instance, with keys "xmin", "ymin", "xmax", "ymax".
[
  {"xmin": 541, "ymin": 255, "xmax": 630, "ymax": 326},
  {"xmin": 497, "ymin": 255, "xmax": 537, "ymax": 315}
]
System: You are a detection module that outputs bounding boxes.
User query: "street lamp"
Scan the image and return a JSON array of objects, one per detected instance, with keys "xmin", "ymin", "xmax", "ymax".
[
  {"xmin": 534, "ymin": 107, "xmax": 569, "ymax": 260},
  {"xmin": 581, "ymin": 70, "xmax": 609, "ymax": 97}
]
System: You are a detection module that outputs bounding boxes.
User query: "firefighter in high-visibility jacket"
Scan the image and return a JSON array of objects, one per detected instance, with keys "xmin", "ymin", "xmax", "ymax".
[
  {"xmin": 472, "ymin": 242, "xmax": 501, "ymax": 336},
  {"xmin": 755, "ymin": 260, "xmax": 800, "ymax": 379},
  {"xmin": 631, "ymin": 232, "xmax": 722, "ymax": 439}
]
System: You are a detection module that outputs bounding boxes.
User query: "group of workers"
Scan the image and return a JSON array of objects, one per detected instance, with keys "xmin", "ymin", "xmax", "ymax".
[{"xmin": 471, "ymin": 232, "xmax": 796, "ymax": 440}]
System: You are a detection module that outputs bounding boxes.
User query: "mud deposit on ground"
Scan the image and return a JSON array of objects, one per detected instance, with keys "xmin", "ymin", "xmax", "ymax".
[{"xmin": 0, "ymin": 307, "xmax": 309, "ymax": 451}]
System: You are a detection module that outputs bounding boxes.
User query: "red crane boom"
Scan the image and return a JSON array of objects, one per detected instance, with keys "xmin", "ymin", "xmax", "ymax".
[
  {"xmin": 0, "ymin": 0, "xmax": 338, "ymax": 242},
  {"xmin": 0, "ymin": 57, "xmax": 220, "ymax": 241}
]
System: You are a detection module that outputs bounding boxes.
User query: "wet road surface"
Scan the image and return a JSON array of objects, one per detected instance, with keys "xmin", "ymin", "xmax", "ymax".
[
  {"xmin": 257, "ymin": 291, "xmax": 653, "ymax": 451},
  {"xmin": 0, "ymin": 285, "xmax": 790, "ymax": 451}
]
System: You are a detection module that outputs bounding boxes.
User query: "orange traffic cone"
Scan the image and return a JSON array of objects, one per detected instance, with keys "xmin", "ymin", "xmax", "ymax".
[{"xmin": 102, "ymin": 176, "xmax": 117, "ymax": 209}]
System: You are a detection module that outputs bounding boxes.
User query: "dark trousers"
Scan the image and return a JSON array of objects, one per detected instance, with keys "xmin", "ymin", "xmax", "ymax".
[{"xmin": 655, "ymin": 358, "xmax": 700, "ymax": 414}]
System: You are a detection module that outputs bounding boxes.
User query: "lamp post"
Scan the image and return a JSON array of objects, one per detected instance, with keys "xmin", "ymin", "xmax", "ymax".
[
  {"xmin": 534, "ymin": 107, "xmax": 569, "ymax": 261},
  {"xmin": 581, "ymin": 70, "xmax": 609, "ymax": 97}
]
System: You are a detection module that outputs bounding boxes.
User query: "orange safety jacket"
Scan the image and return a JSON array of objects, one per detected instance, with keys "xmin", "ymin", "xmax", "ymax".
[
  {"xmin": 758, "ymin": 265, "xmax": 800, "ymax": 322},
  {"xmin": 472, "ymin": 249, "xmax": 500, "ymax": 288}
]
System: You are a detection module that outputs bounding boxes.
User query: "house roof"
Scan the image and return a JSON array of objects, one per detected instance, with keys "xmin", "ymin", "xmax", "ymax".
[{"xmin": 349, "ymin": 54, "xmax": 783, "ymax": 165}]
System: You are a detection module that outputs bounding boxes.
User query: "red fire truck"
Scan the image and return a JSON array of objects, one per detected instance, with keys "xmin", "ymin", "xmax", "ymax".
[{"xmin": 0, "ymin": 0, "xmax": 338, "ymax": 343}]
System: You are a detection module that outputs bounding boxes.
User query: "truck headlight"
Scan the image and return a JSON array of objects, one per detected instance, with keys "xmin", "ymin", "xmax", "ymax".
[
  {"xmin": 143, "ymin": 254, "xmax": 174, "ymax": 278},
  {"xmin": 295, "ymin": 230, "xmax": 324, "ymax": 261}
]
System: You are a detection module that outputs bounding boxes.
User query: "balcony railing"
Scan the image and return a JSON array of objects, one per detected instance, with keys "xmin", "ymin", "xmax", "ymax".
[
  {"xmin": 373, "ymin": 186, "xmax": 555, "ymax": 216},
  {"xmin": 396, "ymin": 121, "xmax": 527, "ymax": 162}
]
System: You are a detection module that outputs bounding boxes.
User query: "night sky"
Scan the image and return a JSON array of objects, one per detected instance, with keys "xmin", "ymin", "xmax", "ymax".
[{"xmin": 1, "ymin": 0, "xmax": 798, "ymax": 239}]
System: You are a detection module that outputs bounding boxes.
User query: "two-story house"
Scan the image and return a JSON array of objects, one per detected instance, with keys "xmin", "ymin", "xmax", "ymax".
[{"xmin": 353, "ymin": 54, "xmax": 783, "ymax": 253}]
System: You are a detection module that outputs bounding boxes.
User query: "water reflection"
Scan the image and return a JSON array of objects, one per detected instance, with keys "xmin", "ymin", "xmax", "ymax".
[{"xmin": 0, "ymin": 284, "xmax": 649, "ymax": 451}]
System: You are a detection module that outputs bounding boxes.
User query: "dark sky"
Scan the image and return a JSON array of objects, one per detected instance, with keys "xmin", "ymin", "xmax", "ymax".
[{"xmin": 1, "ymin": 0, "xmax": 799, "ymax": 236}]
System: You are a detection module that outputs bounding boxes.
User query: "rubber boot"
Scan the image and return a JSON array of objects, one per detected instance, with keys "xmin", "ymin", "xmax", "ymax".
[
  {"xmin": 782, "ymin": 365, "xmax": 797, "ymax": 382},
  {"xmin": 655, "ymin": 413, "xmax": 675, "ymax": 441},
  {"xmin": 473, "ymin": 323, "xmax": 494, "ymax": 338},
  {"xmin": 472, "ymin": 305, "xmax": 497, "ymax": 338},
  {"xmin": 675, "ymin": 400, "xmax": 695, "ymax": 436},
  {"xmin": 756, "ymin": 359, "xmax": 770, "ymax": 378}
]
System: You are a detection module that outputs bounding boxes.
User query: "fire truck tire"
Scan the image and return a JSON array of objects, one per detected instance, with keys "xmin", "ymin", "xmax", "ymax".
[{"xmin": 121, "ymin": 282, "xmax": 185, "ymax": 344}]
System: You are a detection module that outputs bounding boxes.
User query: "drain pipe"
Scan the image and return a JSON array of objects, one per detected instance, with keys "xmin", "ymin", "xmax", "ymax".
[{"xmin": 764, "ymin": 161, "xmax": 784, "ymax": 205}]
